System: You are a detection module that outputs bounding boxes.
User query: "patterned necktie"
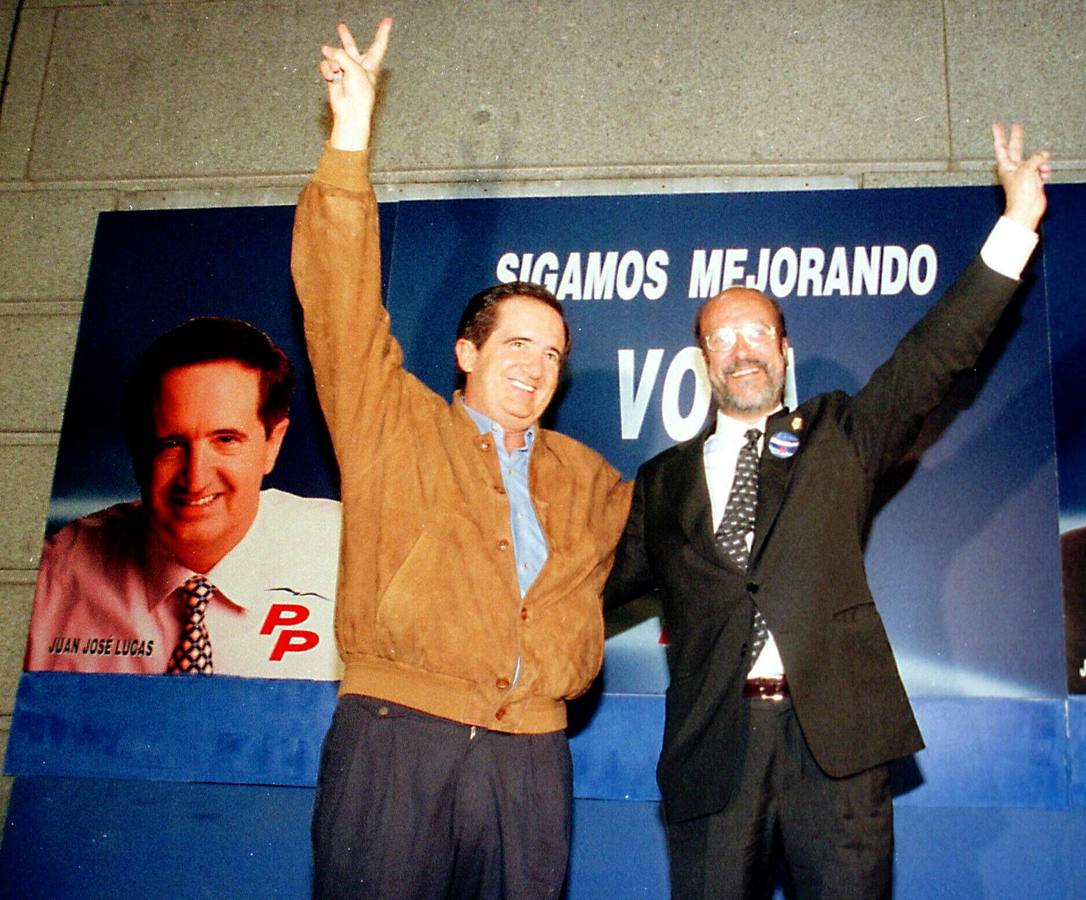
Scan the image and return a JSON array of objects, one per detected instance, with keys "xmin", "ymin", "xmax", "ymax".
[
  {"xmin": 714, "ymin": 429, "xmax": 769, "ymax": 667},
  {"xmin": 166, "ymin": 575, "xmax": 215, "ymax": 675}
]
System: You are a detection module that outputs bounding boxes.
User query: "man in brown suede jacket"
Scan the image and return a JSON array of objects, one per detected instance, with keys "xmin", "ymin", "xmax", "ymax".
[{"xmin": 291, "ymin": 20, "xmax": 631, "ymax": 898}]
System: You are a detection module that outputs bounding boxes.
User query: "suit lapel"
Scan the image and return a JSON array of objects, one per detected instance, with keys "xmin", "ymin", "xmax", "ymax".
[
  {"xmin": 668, "ymin": 411, "xmax": 807, "ymax": 571},
  {"xmin": 669, "ymin": 433, "xmax": 731, "ymax": 568},
  {"xmin": 751, "ymin": 409, "xmax": 804, "ymax": 562}
]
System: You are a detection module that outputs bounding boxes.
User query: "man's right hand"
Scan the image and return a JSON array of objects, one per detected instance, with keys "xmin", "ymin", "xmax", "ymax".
[{"xmin": 320, "ymin": 18, "xmax": 392, "ymax": 152}]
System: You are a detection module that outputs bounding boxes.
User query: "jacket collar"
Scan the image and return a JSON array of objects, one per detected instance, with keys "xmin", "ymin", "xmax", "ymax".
[
  {"xmin": 751, "ymin": 408, "xmax": 805, "ymax": 563},
  {"xmin": 674, "ymin": 406, "xmax": 805, "ymax": 571}
]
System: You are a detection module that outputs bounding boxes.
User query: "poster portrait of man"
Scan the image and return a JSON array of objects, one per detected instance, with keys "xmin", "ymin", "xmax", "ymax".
[{"xmin": 24, "ymin": 317, "xmax": 342, "ymax": 679}]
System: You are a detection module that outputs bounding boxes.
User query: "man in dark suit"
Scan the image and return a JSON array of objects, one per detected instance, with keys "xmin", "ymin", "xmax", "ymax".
[{"xmin": 604, "ymin": 124, "xmax": 1051, "ymax": 899}]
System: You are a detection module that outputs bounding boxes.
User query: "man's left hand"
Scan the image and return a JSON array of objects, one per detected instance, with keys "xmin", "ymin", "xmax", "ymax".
[{"xmin": 993, "ymin": 122, "xmax": 1051, "ymax": 231}]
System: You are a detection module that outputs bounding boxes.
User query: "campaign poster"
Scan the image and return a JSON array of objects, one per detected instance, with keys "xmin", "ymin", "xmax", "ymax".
[{"xmin": 22, "ymin": 203, "xmax": 395, "ymax": 681}]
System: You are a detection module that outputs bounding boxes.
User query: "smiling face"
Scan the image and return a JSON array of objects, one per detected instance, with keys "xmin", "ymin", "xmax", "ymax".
[
  {"xmin": 455, "ymin": 296, "xmax": 566, "ymax": 451},
  {"xmin": 699, "ymin": 288, "xmax": 789, "ymax": 422},
  {"xmin": 147, "ymin": 360, "xmax": 288, "ymax": 573}
]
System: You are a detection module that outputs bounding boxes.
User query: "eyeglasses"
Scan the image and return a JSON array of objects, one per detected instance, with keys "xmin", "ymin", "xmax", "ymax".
[{"xmin": 702, "ymin": 323, "xmax": 778, "ymax": 353}]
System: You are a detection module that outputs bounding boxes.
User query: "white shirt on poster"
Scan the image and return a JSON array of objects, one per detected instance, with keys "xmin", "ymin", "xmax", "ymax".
[{"xmin": 27, "ymin": 488, "xmax": 343, "ymax": 680}]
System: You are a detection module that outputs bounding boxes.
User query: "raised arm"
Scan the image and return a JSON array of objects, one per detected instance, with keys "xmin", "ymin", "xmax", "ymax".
[
  {"xmin": 994, "ymin": 121, "xmax": 1051, "ymax": 232},
  {"xmin": 843, "ymin": 123, "xmax": 1051, "ymax": 476},
  {"xmin": 293, "ymin": 18, "xmax": 433, "ymax": 469},
  {"xmin": 320, "ymin": 19, "xmax": 392, "ymax": 151}
]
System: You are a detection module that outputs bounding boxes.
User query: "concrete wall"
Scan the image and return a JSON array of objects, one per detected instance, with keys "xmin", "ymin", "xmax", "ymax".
[{"xmin": 1, "ymin": 0, "xmax": 1084, "ymax": 834}]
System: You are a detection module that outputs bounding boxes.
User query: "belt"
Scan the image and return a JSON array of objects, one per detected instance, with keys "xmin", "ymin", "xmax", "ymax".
[{"xmin": 743, "ymin": 676, "xmax": 789, "ymax": 702}]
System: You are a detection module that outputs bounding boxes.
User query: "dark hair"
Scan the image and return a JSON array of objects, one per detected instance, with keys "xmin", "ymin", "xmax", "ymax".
[
  {"xmin": 122, "ymin": 317, "xmax": 294, "ymax": 487},
  {"xmin": 693, "ymin": 289, "xmax": 788, "ymax": 342},
  {"xmin": 456, "ymin": 281, "xmax": 571, "ymax": 357}
]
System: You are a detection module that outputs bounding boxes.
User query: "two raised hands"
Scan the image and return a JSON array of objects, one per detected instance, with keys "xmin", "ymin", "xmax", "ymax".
[{"xmin": 316, "ymin": 19, "xmax": 1052, "ymax": 235}]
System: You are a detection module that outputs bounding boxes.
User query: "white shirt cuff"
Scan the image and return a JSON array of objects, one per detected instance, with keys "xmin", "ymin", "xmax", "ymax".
[{"xmin": 979, "ymin": 216, "xmax": 1039, "ymax": 281}]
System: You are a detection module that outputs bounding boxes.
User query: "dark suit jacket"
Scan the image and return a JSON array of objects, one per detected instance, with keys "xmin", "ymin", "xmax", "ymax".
[{"xmin": 604, "ymin": 256, "xmax": 1022, "ymax": 825}]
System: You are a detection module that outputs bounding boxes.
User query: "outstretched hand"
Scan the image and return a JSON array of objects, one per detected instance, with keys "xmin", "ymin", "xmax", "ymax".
[
  {"xmin": 320, "ymin": 19, "xmax": 392, "ymax": 152},
  {"xmin": 993, "ymin": 122, "xmax": 1051, "ymax": 231}
]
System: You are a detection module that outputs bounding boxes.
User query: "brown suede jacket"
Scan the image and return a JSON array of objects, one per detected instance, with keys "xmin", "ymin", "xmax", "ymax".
[{"xmin": 291, "ymin": 148, "xmax": 632, "ymax": 733}]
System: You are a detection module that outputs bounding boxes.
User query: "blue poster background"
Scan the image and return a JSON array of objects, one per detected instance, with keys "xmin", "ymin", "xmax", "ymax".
[
  {"xmin": 1049, "ymin": 184, "xmax": 1086, "ymax": 526},
  {"xmin": 1045, "ymin": 183, "xmax": 1086, "ymax": 692},
  {"xmin": 388, "ymin": 184, "xmax": 1062, "ymax": 700},
  {"xmin": 35, "ymin": 183, "xmax": 1066, "ymax": 704}
]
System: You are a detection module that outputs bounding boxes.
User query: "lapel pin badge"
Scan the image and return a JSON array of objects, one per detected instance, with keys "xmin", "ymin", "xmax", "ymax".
[
  {"xmin": 791, "ymin": 415, "xmax": 804, "ymax": 431},
  {"xmin": 769, "ymin": 431, "xmax": 801, "ymax": 459}
]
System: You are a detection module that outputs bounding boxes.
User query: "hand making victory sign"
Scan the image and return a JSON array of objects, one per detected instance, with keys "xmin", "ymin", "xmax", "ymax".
[
  {"xmin": 320, "ymin": 18, "xmax": 392, "ymax": 152},
  {"xmin": 993, "ymin": 121, "xmax": 1052, "ymax": 231}
]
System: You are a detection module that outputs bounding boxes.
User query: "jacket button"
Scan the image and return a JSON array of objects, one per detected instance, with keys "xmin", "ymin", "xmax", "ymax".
[
  {"xmin": 495, "ymin": 707, "xmax": 507, "ymax": 721},
  {"xmin": 746, "ymin": 582, "xmax": 759, "ymax": 594},
  {"xmin": 497, "ymin": 538, "xmax": 510, "ymax": 551},
  {"xmin": 495, "ymin": 485, "xmax": 506, "ymax": 495},
  {"xmin": 377, "ymin": 706, "xmax": 390, "ymax": 717},
  {"xmin": 480, "ymin": 439, "xmax": 491, "ymax": 451},
  {"xmin": 520, "ymin": 606, "xmax": 529, "ymax": 621},
  {"xmin": 496, "ymin": 677, "xmax": 510, "ymax": 690}
]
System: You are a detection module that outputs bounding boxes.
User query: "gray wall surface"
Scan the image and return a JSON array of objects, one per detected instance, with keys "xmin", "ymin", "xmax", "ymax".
[{"xmin": 1, "ymin": 0, "xmax": 1084, "ymax": 835}]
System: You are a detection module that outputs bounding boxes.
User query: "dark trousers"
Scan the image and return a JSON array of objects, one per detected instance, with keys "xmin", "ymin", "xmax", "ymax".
[
  {"xmin": 668, "ymin": 699, "xmax": 893, "ymax": 900},
  {"xmin": 312, "ymin": 695, "xmax": 572, "ymax": 900}
]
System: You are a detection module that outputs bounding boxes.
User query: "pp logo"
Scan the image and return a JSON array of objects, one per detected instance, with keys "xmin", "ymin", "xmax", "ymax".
[{"xmin": 260, "ymin": 604, "xmax": 320, "ymax": 661}]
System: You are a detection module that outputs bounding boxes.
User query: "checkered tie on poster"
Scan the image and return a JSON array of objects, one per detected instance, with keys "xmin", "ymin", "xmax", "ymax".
[
  {"xmin": 714, "ymin": 429, "xmax": 769, "ymax": 667},
  {"xmin": 166, "ymin": 575, "xmax": 215, "ymax": 675}
]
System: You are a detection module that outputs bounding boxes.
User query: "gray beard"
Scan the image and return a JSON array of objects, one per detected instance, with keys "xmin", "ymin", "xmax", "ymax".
[
  {"xmin": 715, "ymin": 384, "xmax": 779, "ymax": 415},
  {"xmin": 712, "ymin": 361, "xmax": 784, "ymax": 415}
]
